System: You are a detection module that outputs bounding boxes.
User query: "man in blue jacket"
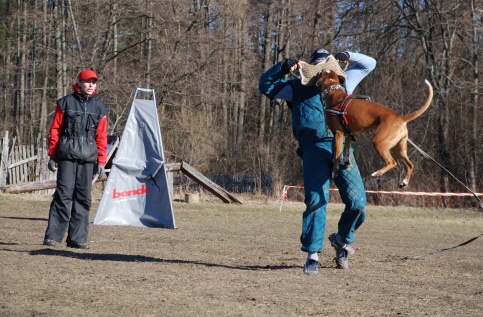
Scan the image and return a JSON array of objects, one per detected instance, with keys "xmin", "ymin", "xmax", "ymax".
[{"xmin": 259, "ymin": 49, "xmax": 376, "ymax": 275}]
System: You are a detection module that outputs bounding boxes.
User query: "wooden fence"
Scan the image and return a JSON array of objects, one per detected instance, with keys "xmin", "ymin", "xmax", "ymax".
[
  {"xmin": 0, "ymin": 131, "xmax": 242, "ymax": 203},
  {"xmin": 0, "ymin": 131, "xmax": 55, "ymax": 194}
]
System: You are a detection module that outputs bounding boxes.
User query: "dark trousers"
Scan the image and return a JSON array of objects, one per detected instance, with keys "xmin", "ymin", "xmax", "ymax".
[{"xmin": 44, "ymin": 160, "xmax": 94, "ymax": 243}]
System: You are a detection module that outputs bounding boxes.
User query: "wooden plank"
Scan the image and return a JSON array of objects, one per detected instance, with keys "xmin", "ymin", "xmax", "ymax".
[
  {"xmin": 8, "ymin": 146, "xmax": 13, "ymax": 184},
  {"xmin": 1, "ymin": 179, "xmax": 57, "ymax": 193},
  {"xmin": 40, "ymin": 138, "xmax": 49, "ymax": 181},
  {"xmin": 0, "ymin": 131, "xmax": 8, "ymax": 186},
  {"xmin": 22, "ymin": 145, "xmax": 28, "ymax": 183},
  {"xmin": 16, "ymin": 146, "xmax": 21, "ymax": 184},
  {"xmin": 106, "ymin": 135, "xmax": 119, "ymax": 162},
  {"xmin": 180, "ymin": 161, "xmax": 242, "ymax": 204},
  {"xmin": 183, "ymin": 163, "xmax": 242, "ymax": 203},
  {"xmin": 91, "ymin": 135, "xmax": 120, "ymax": 186},
  {"xmin": 8, "ymin": 137, "xmax": 16, "ymax": 184},
  {"xmin": 165, "ymin": 162, "xmax": 181, "ymax": 172},
  {"xmin": 8, "ymin": 155, "xmax": 37, "ymax": 169},
  {"xmin": 30, "ymin": 143, "xmax": 35, "ymax": 182},
  {"xmin": 218, "ymin": 186, "xmax": 243, "ymax": 204},
  {"xmin": 13, "ymin": 146, "xmax": 19, "ymax": 184},
  {"xmin": 36, "ymin": 145, "xmax": 42, "ymax": 181},
  {"xmin": 166, "ymin": 169, "xmax": 174, "ymax": 199}
]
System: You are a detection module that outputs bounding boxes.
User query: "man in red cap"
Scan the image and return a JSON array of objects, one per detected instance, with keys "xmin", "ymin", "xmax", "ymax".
[{"xmin": 43, "ymin": 69, "xmax": 108, "ymax": 249}]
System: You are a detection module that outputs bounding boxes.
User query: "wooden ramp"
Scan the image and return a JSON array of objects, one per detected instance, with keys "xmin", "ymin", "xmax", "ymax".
[{"xmin": 166, "ymin": 161, "xmax": 242, "ymax": 204}]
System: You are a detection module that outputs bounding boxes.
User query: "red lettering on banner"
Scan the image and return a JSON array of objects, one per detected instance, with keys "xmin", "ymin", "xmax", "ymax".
[{"xmin": 112, "ymin": 184, "xmax": 151, "ymax": 198}]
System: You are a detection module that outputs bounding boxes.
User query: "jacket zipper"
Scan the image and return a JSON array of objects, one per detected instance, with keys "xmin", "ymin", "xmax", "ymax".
[{"xmin": 81, "ymin": 98, "xmax": 88, "ymax": 160}]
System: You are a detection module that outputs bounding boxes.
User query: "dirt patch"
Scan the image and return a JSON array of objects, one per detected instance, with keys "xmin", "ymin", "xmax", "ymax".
[{"xmin": 1, "ymin": 192, "xmax": 482, "ymax": 316}]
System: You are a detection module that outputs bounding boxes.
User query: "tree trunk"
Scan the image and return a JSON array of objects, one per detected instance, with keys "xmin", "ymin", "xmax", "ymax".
[
  {"xmin": 146, "ymin": 0, "xmax": 153, "ymax": 88},
  {"xmin": 221, "ymin": 33, "xmax": 229, "ymax": 148},
  {"xmin": 236, "ymin": 17, "xmax": 246, "ymax": 149},
  {"xmin": 258, "ymin": 1, "xmax": 275, "ymax": 145},
  {"xmin": 67, "ymin": 0, "xmax": 82, "ymax": 59},
  {"xmin": 54, "ymin": 0, "xmax": 64, "ymax": 99},
  {"xmin": 61, "ymin": 0, "xmax": 67, "ymax": 96},
  {"xmin": 468, "ymin": 0, "xmax": 478, "ymax": 192},
  {"xmin": 16, "ymin": 0, "xmax": 27, "ymax": 142},
  {"xmin": 39, "ymin": 0, "xmax": 50, "ymax": 141}
]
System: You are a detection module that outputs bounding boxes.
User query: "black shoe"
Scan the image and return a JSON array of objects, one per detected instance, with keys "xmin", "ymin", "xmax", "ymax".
[
  {"xmin": 67, "ymin": 241, "xmax": 90, "ymax": 249},
  {"xmin": 43, "ymin": 239, "xmax": 57, "ymax": 247}
]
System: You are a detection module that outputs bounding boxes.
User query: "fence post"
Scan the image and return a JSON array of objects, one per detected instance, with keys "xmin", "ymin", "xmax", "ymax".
[
  {"xmin": 0, "ymin": 131, "xmax": 9, "ymax": 186},
  {"xmin": 39, "ymin": 138, "xmax": 49, "ymax": 181}
]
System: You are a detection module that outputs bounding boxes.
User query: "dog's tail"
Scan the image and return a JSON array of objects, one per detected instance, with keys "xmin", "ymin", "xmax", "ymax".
[{"xmin": 403, "ymin": 79, "xmax": 433, "ymax": 123}]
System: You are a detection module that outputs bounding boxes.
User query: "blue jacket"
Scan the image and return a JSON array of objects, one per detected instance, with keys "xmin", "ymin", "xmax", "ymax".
[{"xmin": 258, "ymin": 62, "xmax": 328, "ymax": 145}]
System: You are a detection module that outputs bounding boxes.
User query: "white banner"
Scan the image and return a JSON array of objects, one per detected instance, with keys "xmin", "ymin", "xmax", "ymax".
[{"xmin": 93, "ymin": 88, "xmax": 176, "ymax": 229}]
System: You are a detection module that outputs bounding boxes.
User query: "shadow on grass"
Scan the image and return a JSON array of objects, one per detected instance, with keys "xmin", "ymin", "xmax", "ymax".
[
  {"xmin": 27, "ymin": 248, "xmax": 299, "ymax": 271},
  {"xmin": 1, "ymin": 216, "xmax": 47, "ymax": 221}
]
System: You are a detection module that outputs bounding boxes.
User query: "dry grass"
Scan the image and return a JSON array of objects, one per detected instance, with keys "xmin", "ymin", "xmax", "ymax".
[{"xmin": 1, "ymin": 191, "xmax": 482, "ymax": 317}]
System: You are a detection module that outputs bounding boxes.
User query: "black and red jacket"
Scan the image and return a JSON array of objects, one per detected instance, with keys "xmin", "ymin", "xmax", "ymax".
[{"xmin": 48, "ymin": 84, "xmax": 108, "ymax": 165}]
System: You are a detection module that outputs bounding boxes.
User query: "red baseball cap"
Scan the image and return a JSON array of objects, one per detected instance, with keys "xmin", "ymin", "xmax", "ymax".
[{"xmin": 77, "ymin": 69, "xmax": 99, "ymax": 82}]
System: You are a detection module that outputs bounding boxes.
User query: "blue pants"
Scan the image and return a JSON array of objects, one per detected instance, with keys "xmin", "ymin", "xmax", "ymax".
[{"xmin": 300, "ymin": 139, "xmax": 366, "ymax": 253}]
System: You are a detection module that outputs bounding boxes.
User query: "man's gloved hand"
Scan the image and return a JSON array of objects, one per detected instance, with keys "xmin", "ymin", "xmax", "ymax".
[
  {"xmin": 97, "ymin": 165, "xmax": 106, "ymax": 179},
  {"xmin": 281, "ymin": 58, "xmax": 299, "ymax": 73},
  {"xmin": 334, "ymin": 52, "xmax": 350, "ymax": 63},
  {"xmin": 47, "ymin": 158, "xmax": 57, "ymax": 172}
]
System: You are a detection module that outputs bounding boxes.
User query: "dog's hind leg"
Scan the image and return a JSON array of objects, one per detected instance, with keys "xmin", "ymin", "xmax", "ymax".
[
  {"xmin": 370, "ymin": 138, "xmax": 398, "ymax": 178},
  {"xmin": 393, "ymin": 137, "xmax": 414, "ymax": 187}
]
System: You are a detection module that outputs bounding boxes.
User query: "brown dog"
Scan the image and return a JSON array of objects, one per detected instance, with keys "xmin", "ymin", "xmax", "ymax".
[{"xmin": 316, "ymin": 70, "xmax": 433, "ymax": 187}]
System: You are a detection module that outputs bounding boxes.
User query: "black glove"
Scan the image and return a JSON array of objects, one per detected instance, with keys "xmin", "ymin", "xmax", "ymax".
[
  {"xmin": 97, "ymin": 165, "xmax": 106, "ymax": 179},
  {"xmin": 47, "ymin": 158, "xmax": 57, "ymax": 172},
  {"xmin": 296, "ymin": 147, "xmax": 303, "ymax": 159},
  {"xmin": 334, "ymin": 52, "xmax": 350, "ymax": 63},
  {"xmin": 281, "ymin": 58, "xmax": 299, "ymax": 73}
]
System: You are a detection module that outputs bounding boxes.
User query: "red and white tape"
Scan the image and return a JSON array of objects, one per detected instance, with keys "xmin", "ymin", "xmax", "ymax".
[{"xmin": 281, "ymin": 185, "xmax": 482, "ymax": 202}]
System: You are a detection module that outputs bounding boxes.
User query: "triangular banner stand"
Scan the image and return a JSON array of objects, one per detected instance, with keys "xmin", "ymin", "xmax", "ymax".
[{"xmin": 93, "ymin": 88, "xmax": 176, "ymax": 229}]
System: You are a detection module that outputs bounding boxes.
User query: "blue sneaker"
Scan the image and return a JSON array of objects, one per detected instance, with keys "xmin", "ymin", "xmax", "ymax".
[
  {"xmin": 303, "ymin": 259, "xmax": 320, "ymax": 276},
  {"xmin": 328, "ymin": 233, "xmax": 354, "ymax": 269}
]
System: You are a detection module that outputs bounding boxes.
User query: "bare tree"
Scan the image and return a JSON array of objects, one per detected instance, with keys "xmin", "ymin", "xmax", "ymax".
[
  {"xmin": 39, "ymin": 0, "xmax": 51, "ymax": 141},
  {"xmin": 0, "ymin": 0, "xmax": 481, "ymax": 204},
  {"xmin": 468, "ymin": 0, "xmax": 479, "ymax": 192},
  {"xmin": 257, "ymin": 0, "xmax": 275, "ymax": 145}
]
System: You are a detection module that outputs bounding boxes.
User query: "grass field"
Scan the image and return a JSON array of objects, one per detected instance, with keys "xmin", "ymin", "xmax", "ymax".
[{"xmin": 1, "ymin": 191, "xmax": 482, "ymax": 316}]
